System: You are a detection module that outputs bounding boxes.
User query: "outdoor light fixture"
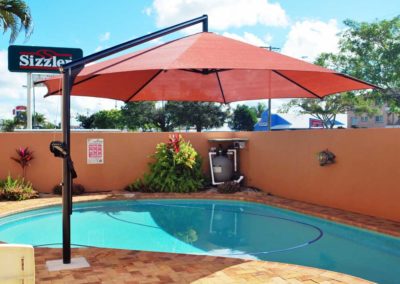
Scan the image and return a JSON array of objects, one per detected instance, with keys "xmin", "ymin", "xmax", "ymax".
[
  {"xmin": 49, "ymin": 141, "xmax": 77, "ymax": 179},
  {"xmin": 318, "ymin": 149, "xmax": 336, "ymax": 166}
]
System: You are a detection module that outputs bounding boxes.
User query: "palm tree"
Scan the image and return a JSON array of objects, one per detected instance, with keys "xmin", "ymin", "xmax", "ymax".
[{"xmin": 0, "ymin": 0, "xmax": 33, "ymax": 43}]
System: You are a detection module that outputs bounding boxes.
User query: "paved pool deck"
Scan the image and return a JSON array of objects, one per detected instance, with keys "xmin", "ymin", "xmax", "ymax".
[{"xmin": 2, "ymin": 190, "xmax": 398, "ymax": 283}]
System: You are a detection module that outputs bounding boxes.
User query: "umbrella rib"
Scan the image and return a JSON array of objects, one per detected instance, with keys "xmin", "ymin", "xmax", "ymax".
[
  {"xmin": 124, "ymin": 70, "xmax": 163, "ymax": 102},
  {"xmin": 334, "ymin": 73, "xmax": 381, "ymax": 90},
  {"xmin": 272, "ymin": 70, "xmax": 323, "ymax": 99},
  {"xmin": 215, "ymin": 71, "xmax": 227, "ymax": 104}
]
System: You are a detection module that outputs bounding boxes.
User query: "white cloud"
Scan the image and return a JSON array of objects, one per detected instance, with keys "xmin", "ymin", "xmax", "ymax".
[
  {"xmin": 281, "ymin": 19, "xmax": 340, "ymax": 62},
  {"xmin": 151, "ymin": 0, "xmax": 288, "ymax": 32},
  {"xmin": 99, "ymin": 31, "xmax": 111, "ymax": 42},
  {"xmin": 143, "ymin": 7, "xmax": 152, "ymax": 16},
  {"xmin": 222, "ymin": 32, "xmax": 272, "ymax": 47},
  {"xmin": 0, "ymin": 50, "xmax": 27, "ymax": 119}
]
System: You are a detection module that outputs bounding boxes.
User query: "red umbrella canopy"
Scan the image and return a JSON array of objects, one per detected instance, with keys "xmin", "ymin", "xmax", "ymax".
[{"xmin": 42, "ymin": 32, "xmax": 376, "ymax": 103}]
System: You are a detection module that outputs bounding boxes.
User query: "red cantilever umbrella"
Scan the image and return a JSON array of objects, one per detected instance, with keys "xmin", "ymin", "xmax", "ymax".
[{"xmin": 41, "ymin": 32, "xmax": 376, "ymax": 102}]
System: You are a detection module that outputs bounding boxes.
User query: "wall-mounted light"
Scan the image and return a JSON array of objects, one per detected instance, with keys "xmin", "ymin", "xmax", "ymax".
[{"xmin": 318, "ymin": 149, "xmax": 336, "ymax": 166}]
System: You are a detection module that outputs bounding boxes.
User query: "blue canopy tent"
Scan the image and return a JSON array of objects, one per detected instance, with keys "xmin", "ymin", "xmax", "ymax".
[{"xmin": 254, "ymin": 110, "xmax": 291, "ymax": 131}]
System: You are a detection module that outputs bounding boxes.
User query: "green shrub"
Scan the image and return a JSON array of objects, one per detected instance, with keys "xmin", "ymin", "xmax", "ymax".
[
  {"xmin": 131, "ymin": 134, "xmax": 204, "ymax": 193},
  {"xmin": 53, "ymin": 183, "xmax": 85, "ymax": 195},
  {"xmin": 0, "ymin": 175, "xmax": 39, "ymax": 201}
]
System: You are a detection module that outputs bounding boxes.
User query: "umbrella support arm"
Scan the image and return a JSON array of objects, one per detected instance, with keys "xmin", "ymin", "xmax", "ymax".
[
  {"xmin": 59, "ymin": 14, "xmax": 208, "ymax": 265},
  {"xmin": 61, "ymin": 15, "xmax": 208, "ymax": 71}
]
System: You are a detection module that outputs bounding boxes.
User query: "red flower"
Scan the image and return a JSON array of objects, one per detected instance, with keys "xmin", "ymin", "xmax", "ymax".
[
  {"xmin": 168, "ymin": 134, "xmax": 181, "ymax": 153},
  {"xmin": 11, "ymin": 146, "xmax": 34, "ymax": 178}
]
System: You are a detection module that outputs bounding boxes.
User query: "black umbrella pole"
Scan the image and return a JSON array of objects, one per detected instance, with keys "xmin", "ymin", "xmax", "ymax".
[{"xmin": 62, "ymin": 69, "xmax": 72, "ymax": 264}]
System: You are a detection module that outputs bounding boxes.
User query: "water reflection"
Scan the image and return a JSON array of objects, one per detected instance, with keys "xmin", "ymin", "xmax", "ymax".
[{"xmin": 97, "ymin": 201, "xmax": 322, "ymax": 258}]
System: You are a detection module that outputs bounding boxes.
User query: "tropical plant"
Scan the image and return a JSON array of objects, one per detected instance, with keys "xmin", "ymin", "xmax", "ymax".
[
  {"xmin": 0, "ymin": 174, "xmax": 38, "ymax": 201},
  {"xmin": 10, "ymin": 146, "xmax": 34, "ymax": 178},
  {"xmin": 0, "ymin": 0, "xmax": 33, "ymax": 43},
  {"xmin": 0, "ymin": 119, "xmax": 16, "ymax": 132},
  {"xmin": 132, "ymin": 134, "xmax": 204, "ymax": 193},
  {"xmin": 33, "ymin": 113, "xmax": 58, "ymax": 129},
  {"xmin": 251, "ymin": 102, "xmax": 267, "ymax": 118}
]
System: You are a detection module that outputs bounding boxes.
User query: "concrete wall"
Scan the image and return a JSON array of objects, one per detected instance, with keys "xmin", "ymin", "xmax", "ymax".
[
  {"xmin": 236, "ymin": 129, "xmax": 400, "ymax": 222},
  {"xmin": 0, "ymin": 131, "xmax": 232, "ymax": 194},
  {"xmin": 1, "ymin": 129, "xmax": 399, "ymax": 222}
]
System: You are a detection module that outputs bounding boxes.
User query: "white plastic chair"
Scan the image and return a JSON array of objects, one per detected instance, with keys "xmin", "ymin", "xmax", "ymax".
[{"xmin": 0, "ymin": 244, "xmax": 35, "ymax": 284}]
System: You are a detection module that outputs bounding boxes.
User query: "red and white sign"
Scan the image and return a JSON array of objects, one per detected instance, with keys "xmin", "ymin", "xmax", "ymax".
[
  {"xmin": 8, "ymin": 45, "xmax": 83, "ymax": 74},
  {"xmin": 87, "ymin": 139, "xmax": 104, "ymax": 164},
  {"xmin": 309, "ymin": 118, "xmax": 324, "ymax": 128}
]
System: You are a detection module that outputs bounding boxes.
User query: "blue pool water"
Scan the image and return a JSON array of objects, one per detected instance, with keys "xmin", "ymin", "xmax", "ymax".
[{"xmin": 0, "ymin": 199, "xmax": 399, "ymax": 283}]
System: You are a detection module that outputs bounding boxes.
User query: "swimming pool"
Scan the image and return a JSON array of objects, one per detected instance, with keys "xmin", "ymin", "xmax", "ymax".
[{"xmin": 0, "ymin": 199, "xmax": 399, "ymax": 283}]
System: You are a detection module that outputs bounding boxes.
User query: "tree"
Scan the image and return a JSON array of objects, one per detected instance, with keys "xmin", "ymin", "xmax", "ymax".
[
  {"xmin": 229, "ymin": 104, "xmax": 257, "ymax": 131},
  {"xmin": 0, "ymin": 112, "xmax": 57, "ymax": 131},
  {"xmin": 77, "ymin": 109, "xmax": 123, "ymax": 129},
  {"xmin": 251, "ymin": 102, "xmax": 267, "ymax": 118},
  {"xmin": 121, "ymin": 102, "xmax": 155, "ymax": 131},
  {"xmin": 33, "ymin": 113, "xmax": 57, "ymax": 129},
  {"xmin": 151, "ymin": 106, "xmax": 175, "ymax": 132},
  {"xmin": 0, "ymin": 0, "xmax": 33, "ymax": 43},
  {"xmin": 167, "ymin": 102, "xmax": 227, "ymax": 132},
  {"xmin": 280, "ymin": 16, "xmax": 400, "ymax": 126},
  {"xmin": 0, "ymin": 119, "xmax": 16, "ymax": 132},
  {"xmin": 92, "ymin": 109, "xmax": 123, "ymax": 129},
  {"xmin": 76, "ymin": 113, "xmax": 95, "ymax": 129},
  {"xmin": 326, "ymin": 16, "xmax": 400, "ymax": 111},
  {"xmin": 280, "ymin": 94, "xmax": 377, "ymax": 128}
]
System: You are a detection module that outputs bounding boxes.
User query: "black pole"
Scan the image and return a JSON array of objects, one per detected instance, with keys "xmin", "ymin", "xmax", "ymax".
[
  {"xmin": 60, "ymin": 15, "xmax": 208, "ymax": 264},
  {"xmin": 61, "ymin": 69, "xmax": 71, "ymax": 264}
]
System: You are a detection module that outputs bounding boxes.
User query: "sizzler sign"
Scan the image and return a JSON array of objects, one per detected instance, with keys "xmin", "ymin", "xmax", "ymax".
[{"xmin": 8, "ymin": 45, "xmax": 83, "ymax": 73}]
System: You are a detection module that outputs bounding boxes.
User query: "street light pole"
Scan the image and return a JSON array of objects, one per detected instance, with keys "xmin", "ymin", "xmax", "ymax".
[
  {"xmin": 26, "ymin": 73, "xmax": 32, "ymax": 129},
  {"xmin": 262, "ymin": 46, "xmax": 280, "ymax": 131}
]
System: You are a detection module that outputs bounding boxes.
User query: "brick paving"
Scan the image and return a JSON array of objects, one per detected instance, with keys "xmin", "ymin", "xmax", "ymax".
[
  {"xmin": 35, "ymin": 247, "xmax": 372, "ymax": 284},
  {"xmin": 2, "ymin": 191, "xmax": 398, "ymax": 283}
]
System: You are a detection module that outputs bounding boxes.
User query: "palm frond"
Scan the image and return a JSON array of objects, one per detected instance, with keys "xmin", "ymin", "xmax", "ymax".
[{"xmin": 0, "ymin": 0, "xmax": 33, "ymax": 43}]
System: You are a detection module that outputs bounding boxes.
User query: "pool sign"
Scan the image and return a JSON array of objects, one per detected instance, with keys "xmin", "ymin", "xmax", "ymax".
[
  {"xmin": 8, "ymin": 45, "xmax": 83, "ymax": 73},
  {"xmin": 87, "ymin": 139, "xmax": 104, "ymax": 164}
]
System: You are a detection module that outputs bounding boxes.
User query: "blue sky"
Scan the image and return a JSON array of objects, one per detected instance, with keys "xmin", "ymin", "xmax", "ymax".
[{"xmin": 0, "ymin": 0, "xmax": 399, "ymax": 127}]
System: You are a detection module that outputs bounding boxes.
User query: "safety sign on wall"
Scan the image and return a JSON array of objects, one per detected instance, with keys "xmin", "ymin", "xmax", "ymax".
[{"xmin": 87, "ymin": 139, "xmax": 104, "ymax": 164}]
